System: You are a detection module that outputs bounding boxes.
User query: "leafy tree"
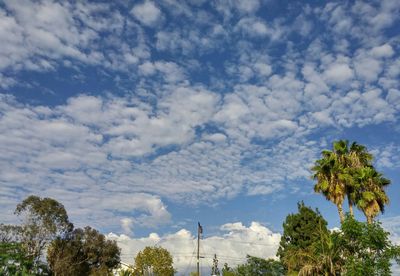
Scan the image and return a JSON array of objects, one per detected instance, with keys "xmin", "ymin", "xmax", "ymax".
[
  {"xmin": 235, "ymin": 256, "xmax": 285, "ymax": 276},
  {"xmin": 133, "ymin": 246, "xmax": 175, "ymax": 276},
  {"xmin": 0, "ymin": 242, "xmax": 35, "ymax": 275},
  {"xmin": 277, "ymin": 202, "xmax": 328, "ymax": 273},
  {"xmin": 47, "ymin": 226, "xmax": 121, "ymax": 276},
  {"xmin": 14, "ymin": 195, "xmax": 72, "ymax": 266},
  {"xmin": 294, "ymin": 227, "xmax": 343, "ymax": 276},
  {"xmin": 339, "ymin": 216, "xmax": 400, "ymax": 275}
]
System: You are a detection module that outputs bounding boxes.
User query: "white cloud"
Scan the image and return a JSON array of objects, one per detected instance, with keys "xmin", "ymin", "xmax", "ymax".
[
  {"xmin": 108, "ymin": 221, "xmax": 281, "ymax": 274},
  {"xmin": 371, "ymin": 44, "xmax": 394, "ymax": 58},
  {"xmin": 131, "ymin": 1, "xmax": 162, "ymax": 27},
  {"xmin": 236, "ymin": 17, "xmax": 269, "ymax": 37},
  {"xmin": 323, "ymin": 62, "xmax": 354, "ymax": 84},
  {"xmin": 0, "ymin": 0, "xmax": 148, "ymax": 75},
  {"xmin": 138, "ymin": 61, "xmax": 186, "ymax": 83},
  {"xmin": 1, "ymin": 0, "xmax": 400, "ymax": 237},
  {"xmin": 354, "ymin": 56, "xmax": 382, "ymax": 82}
]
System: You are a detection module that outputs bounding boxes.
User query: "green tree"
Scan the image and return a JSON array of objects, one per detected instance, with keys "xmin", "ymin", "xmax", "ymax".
[
  {"xmin": 339, "ymin": 216, "xmax": 400, "ymax": 275},
  {"xmin": 14, "ymin": 195, "xmax": 72, "ymax": 266},
  {"xmin": 312, "ymin": 140, "xmax": 390, "ymax": 224},
  {"xmin": 345, "ymin": 141, "xmax": 373, "ymax": 216},
  {"xmin": 0, "ymin": 242, "xmax": 35, "ymax": 275},
  {"xmin": 133, "ymin": 246, "xmax": 175, "ymax": 276},
  {"xmin": 294, "ymin": 227, "xmax": 343, "ymax": 276},
  {"xmin": 47, "ymin": 226, "xmax": 121, "ymax": 276},
  {"xmin": 235, "ymin": 256, "xmax": 285, "ymax": 276},
  {"xmin": 353, "ymin": 166, "xmax": 390, "ymax": 224},
  {"xmin": 312, "ymin": 147, "xmax": 347, "ymax": 223},
  {"xmin": 277, "ymin": 202, "xmax": 328, "ymax": 273}
]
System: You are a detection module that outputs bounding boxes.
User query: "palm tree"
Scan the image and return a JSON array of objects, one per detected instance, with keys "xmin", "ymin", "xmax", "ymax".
[
  {"xmin": 346, "ymin": 142, "xmax": 373, "ymax": 216},
  {"xmin": 353, "ymin": 166, "xmax": 390, "ymax": 224},
  {"xmin": 312, "ymin": 149, "xmax": 346, "ymax": 223},
  {"xmin": 312, "ymin": 140, "xmax": 378, "ymax": 223}
]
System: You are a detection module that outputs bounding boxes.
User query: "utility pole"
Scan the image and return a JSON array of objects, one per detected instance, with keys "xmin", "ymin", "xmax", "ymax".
[{"xmin": 197, "ymin": 222, "xmax": 203, "ymax": 276}]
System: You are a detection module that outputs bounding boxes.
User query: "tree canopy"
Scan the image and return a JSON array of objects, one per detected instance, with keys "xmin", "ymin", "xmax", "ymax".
[
  {"xmin": 14, "ymin": 195, "xmax": 73, "ymax": 270},
  {"xmin": 47, "ymin": 226, "xmax": 121, "ymax": 276},
  {"xmin": 277, "ymin": 201, "xmax": 328, "ymax": 272},
  {"xmin": 133, "ymin": 246, "xmax": 175, "ymax": 276},
  {"xmin": 236, "ymin": 256, "xmax": 285, "ymax": 276},
  {"xmin": 312, "ymin": 140, "xmax": 390, "ymax": 224}
]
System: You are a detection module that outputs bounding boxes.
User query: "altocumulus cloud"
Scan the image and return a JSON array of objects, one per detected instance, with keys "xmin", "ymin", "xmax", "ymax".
[{"xmin": 0, "ymin": 0, "xmax": 399, "ymax": 249}]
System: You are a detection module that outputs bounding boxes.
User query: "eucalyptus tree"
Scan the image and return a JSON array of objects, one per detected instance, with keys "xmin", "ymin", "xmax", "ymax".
[
  {"xmin": 47, "ymin": 226, "xmax": 121, "ymax": 275},
  {"xmin": 14, "ymin": 195, "xmax": 73, "ymax": 267}
]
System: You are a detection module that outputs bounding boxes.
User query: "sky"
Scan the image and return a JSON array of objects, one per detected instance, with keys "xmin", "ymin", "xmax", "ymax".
[{"xmin": 0, "ymin": 0, "xmax": 399, "ymax": 273}]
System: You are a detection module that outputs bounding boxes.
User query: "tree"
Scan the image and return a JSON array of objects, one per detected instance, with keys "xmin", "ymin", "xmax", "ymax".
[
  {"xmin": 294, "ymin": 227, "xmax": 343, "ymax": 276},
  {"xmin": 133, "ymin": 246, "xmax": 175, "ymax": 276},
  {"xmin": 353, "ymin": 166, "xmax": 390, "ymax": 224},
  {"xmin": 345, "ymin": 141, "xmax": 373, "ymax": 216},
  {"xmin": 14, "ymin": 195, "xmax": 72, "ymax": 266},
  {"xmin": 236, "ymin": 256, "xmax": 285, "ymax": 276},
  {"xmin": 47, "ymin": 226, "xmax": 121, "ymax": 276},
  {"xmin": 0, "ymin": 242, "xmax": 36, "ymax": 275},
  {"xmin": 277, "ymin": 202, "xmax": 328, "ymax": 273},
  {"xmin": 312, "ymin": 140, "xmax": 390, "ymax": 224},
  {"xmin": 0, "ymin": 224, "xmax": 22, "ymax": 243},
  {"xmin": 312, "ymin": 147, "xmax": 347, "ymax": 223},
  {"xmin": 339, "ymin": 216, "xmax": 400, "ymax": 275}
]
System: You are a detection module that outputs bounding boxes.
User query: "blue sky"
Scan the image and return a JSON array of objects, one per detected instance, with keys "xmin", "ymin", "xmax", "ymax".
[{"xmin": 1, "ymin": 0, "xmax": 400, "ymax": 272}]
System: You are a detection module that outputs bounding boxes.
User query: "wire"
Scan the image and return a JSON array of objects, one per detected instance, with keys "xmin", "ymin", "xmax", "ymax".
[{"xmin": 181, "ymin": 246, "xmax": 196, "ymax": 276}]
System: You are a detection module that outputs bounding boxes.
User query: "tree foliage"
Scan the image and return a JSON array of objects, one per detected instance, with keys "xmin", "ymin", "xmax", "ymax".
[
  {"xmin": 235, "ymin": 256, "xmax": 285, "ymax": 276},
  {"xmin": 312, "ymin": 140, "xmax": 390, "ymax": 224},
  {"xmin": 0, "ymin": 242, "xmax": 35, "ymax": 275},
  {"xmin": 277, "ymin": 212, "xmax": 400, "ymax": 275},
  {"xmin": 133, "ymin": 246, "xmax": 175, "ymax": 276},
  {"xmin": 47, "ymin": 226, "xmax": 121, "ymax": 276},
  {"xmin": 339, "ymin": 216, "xmax": 400, "ymax": 275},
  {"xmin": 14, "ymin": 195, "xmax": 73, "ymax": 265},
  {"xmin": 277, "ymin": 202, "xmax": 328, "ymax": 272}
]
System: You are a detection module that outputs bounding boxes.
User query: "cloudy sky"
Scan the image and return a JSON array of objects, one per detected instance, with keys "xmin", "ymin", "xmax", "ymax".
[{"xmin": 1, "ymin": 0, "xmax": 399, "ymax": 273}]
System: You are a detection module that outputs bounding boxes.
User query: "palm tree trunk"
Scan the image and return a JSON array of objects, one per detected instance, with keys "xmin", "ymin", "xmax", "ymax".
[
  {"xmin": 337, "ymin": 204, "xmax": 345, "ymax": 224},
  {"xmin": 367, "ymin": 215, "xmax": 372, "ymax": 224},
  {"xmin": 348, "ymin": 197, "xmax": 354, "ymax": 217}
]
